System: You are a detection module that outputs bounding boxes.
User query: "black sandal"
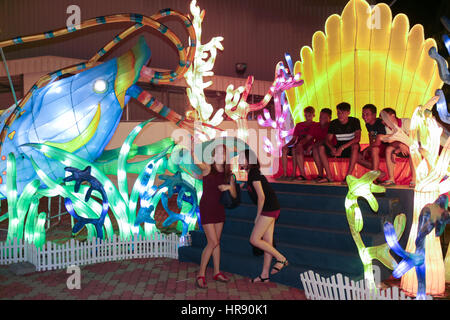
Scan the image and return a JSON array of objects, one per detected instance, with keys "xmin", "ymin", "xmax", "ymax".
[
  {"xmin": 251, "ymin": 275, "xmax": 270, "ymax": 283},
  {"xmin": 271, "ymin": 260, "xmax": 288, "ymax": 275}
]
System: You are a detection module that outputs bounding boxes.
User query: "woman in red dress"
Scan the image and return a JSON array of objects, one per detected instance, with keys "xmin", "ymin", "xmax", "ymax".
[{"xmin": 193, "ymin": 144, "xmax": 237, "ymax": 289}]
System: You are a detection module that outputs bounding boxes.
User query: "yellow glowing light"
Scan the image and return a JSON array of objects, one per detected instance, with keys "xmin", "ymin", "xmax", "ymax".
[
  {"xmin": 399, "ymin": 100, "xmax": 450, "ymax": 296},
  {"xmin": 286, "ymin": 0, "xmax": 443, "ymax": 144}
]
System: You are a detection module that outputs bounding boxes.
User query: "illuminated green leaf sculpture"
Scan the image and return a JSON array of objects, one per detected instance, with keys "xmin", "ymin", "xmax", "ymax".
[
  {"xmin": 345, "ymin": 170, "xmax": 407, "ymax": 290},
  {"xmin": 2, "ymin": 119, "xmax": 203, "ymax": 247}
]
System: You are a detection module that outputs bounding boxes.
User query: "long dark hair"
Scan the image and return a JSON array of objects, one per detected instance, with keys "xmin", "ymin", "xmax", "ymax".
[
  {"xmin": 210, "ymin": 145, "xmax": 233, "ymax": 183},
  {"xmin": 242, "ymin": 149, "xmax": 260, "ymax": 171}
]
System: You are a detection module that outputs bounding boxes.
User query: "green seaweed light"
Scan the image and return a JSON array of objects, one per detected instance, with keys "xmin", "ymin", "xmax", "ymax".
[
  {"xmin": 345, "ymin": 171, "xmax": 407, "ymax": 291},
  {"xmin": 3, "ymin": 117, "xmax": 203, "ymax": 246},
  {"xmin": 28, "ymin": 143, "xmax": 131, "ymax": 239},
  {"xmin": 5, "ymin": 153, "xmax": 52, "ymax": 248}
]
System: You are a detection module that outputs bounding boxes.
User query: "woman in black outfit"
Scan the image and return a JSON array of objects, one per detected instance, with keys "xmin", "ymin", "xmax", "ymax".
[{"xmin": 239, "ymin": 149, "xmax": 288, "ymax": 283}]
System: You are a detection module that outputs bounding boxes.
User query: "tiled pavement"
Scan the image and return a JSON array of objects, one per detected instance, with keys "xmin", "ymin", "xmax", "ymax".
[
  {"xmin": 0, "ymin": 203, "xmax": 307, "ymax": 301},
  {"xmin": 0, "ymin": 258, "xmax": 307, "ymax": 300},
  {"xmin": 1, "ymin": 199, "xmax": 448, "ymax": 301}
]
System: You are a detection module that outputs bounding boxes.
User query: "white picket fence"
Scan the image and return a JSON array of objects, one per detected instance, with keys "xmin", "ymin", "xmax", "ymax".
[
  {"xmin": 300, "ymin": 270, "xmax": 433, "ymax": 300},
  {"xmin": 0, "ymin": 233, "xmax": 191, "ymax": 272}
]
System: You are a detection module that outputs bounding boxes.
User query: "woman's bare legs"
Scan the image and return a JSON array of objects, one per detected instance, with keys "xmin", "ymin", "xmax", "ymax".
[
  {"xmin": 260, "ymin": 219, "xmax": 276, "ymax": 281},
  {"xmin": 198, "ymin": 223, "xmax": 221, "ymax": 285},
  {"xmin": 250, "ymin": 216, "xmax": 286, "ymax": 279},
  {"xmin": 212, "ymin": 223, "xmax": 227, "ymax": 279}
]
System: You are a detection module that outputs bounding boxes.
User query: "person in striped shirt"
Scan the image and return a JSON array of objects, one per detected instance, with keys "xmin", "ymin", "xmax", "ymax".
[{"xmin": 318, "ymin": 102, "xmax": 361, "ymax": 184}]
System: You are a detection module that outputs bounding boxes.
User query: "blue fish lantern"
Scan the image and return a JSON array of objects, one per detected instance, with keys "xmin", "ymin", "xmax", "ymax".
[
  {"xmin": 0, "ymin": 37, "xmax": 151, "ymax": 198},
  {"xmin": 0, "ymin": 10, "xmax": 198, "ymax": 199}
]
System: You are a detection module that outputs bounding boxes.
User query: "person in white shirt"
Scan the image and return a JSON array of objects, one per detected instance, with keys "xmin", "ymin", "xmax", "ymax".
[{"xmin": 378, "ymin": 108, "xmax": 415, "ymax": 187}]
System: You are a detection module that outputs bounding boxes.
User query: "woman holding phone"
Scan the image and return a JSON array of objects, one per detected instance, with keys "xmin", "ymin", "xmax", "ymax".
[
  {"xmin": 238, "ymin": 149, "xmax": 288, "ymax": 283},
  {"xmin": 192, "ymin": 143, "xmax": 237, "ymax": 289}
]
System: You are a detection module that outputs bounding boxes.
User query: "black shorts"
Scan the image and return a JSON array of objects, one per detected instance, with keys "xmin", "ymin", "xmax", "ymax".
[
  {"xmin": 287, "ymin": 147, "xmax": 293, "ymax": 157},
  {"xmin": 325, "ymin": 143, "xmax": 358, "ymax": 158}
]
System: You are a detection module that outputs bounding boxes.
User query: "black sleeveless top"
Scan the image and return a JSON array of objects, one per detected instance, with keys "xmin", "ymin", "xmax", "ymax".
[{"xmin": 247, "ymin": 168, "xmax": 280, "ymax": 212}]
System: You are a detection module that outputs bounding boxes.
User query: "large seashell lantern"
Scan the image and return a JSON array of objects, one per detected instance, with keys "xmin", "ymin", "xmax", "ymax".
[{"xmin": 286, "ymin": 0, "xmax": 443, "ymax": 144}]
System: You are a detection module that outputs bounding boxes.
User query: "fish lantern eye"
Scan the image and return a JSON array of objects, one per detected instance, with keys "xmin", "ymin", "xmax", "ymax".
[{"xmin": 93, "ymin": 79, "xmax": 108, "ymax": 94}]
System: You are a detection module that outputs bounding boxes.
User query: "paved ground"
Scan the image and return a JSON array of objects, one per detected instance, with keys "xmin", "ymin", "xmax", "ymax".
[
  {"xmin": 0, "ymin": 258, "xmax": 307, "ymax": 300},
  {"xmin": 0, "ymin": 187, "xmax": 448, "ymax": 301},
  {"xmin": 0, "ymin": 199, "xmax": 306, "ymax": 301}
]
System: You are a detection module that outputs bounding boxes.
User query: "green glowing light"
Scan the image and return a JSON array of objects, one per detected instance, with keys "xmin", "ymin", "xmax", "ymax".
[
  {"xmin": 1, "ymin": 117, "xmax": 204, "ymax": 245},
  {"xmin": 345, "ymin": 170, "xmax": 406, "ymax": 290}
]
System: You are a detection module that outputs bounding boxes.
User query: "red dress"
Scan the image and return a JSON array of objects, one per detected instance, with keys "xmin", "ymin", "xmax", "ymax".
[{"xmin": 199, "ymin": 172, "xmax": 226, "ymax": 225}]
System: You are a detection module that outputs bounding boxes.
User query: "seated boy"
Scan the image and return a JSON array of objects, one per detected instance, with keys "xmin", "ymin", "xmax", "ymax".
[
  {"xmin": 304, "ymin": 108, "xmax": 333, "ymax": 183},
  {"xmin": 357, "ymin": 104, "xmax": 387, "ymax": 181},
  {"xmin": 378, "ymin": 108, "xmax": 415, "ymax": 187},
  {"xmin": 318, "ymin": 102, "xmax": 361, "ymax": 184},
  {"xmin": 278, "ymin": 106, "xmax": 316, "ymax": 180}
]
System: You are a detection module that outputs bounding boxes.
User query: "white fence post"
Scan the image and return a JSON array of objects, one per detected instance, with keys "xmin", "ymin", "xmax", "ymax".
[
  {"xmin": 335, "ymin": 273, "xmax": 345, "ymax": 300},
  {"xmin": 329, "ymin": 275, "xmax": 339, "ymax": 300},
  {"xmin": 300, "ymin": 270, "xmax": 433, "ymax": 301},
  {"xmin": 0, "ymin": 233, "xmax": 187, "ymax": 273}
]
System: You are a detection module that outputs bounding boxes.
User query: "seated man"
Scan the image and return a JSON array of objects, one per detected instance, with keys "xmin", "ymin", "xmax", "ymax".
[
  {"xmin": 318, "ymin": 102, "xmax": 361, "ymax": 184},
  {"xmin": 357, "ymin": 104, "xmax": 387, "ymax": 181},
  {"xmin": 378, "ymin": 108, "xmax": 415, "ymax": 187},
  {"xmin": 278, "ymin": 106, "xmax": 316, "ymax": 181},
  {"xmin": 306, "ymin": 108, "xmax": 333, "ymax": 183}
]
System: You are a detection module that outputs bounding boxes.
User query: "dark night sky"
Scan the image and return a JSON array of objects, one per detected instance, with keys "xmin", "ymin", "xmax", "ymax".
[
  {"xmin": 385, "ymin": 0, "xmax": 449, "ymax": 38},
  {"xmin": 388, "ymin": 0, "xmax": 450, "ymax": 111},
  {"xmin": 388, "ymin": 0, "xmax": 450, "ymax": 127}
]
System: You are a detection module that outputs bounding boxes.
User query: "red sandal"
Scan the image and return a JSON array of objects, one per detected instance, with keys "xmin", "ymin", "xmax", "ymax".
[
  {"xmin": 213, "ymin": 272, "xmax": 230, "ymax": 283},
  {"xmin": 196, "ymin": 276, "xmax": 207, "ymax": 289}
]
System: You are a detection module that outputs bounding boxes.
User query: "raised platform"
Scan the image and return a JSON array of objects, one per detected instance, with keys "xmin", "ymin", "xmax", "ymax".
[
  {"xmin": 273, "ymin": 156, "xmax": 413, "ymax": 185},
  {"xmin": 179, "ymin": 180, "xmax": 414, "ymax": 289}
]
